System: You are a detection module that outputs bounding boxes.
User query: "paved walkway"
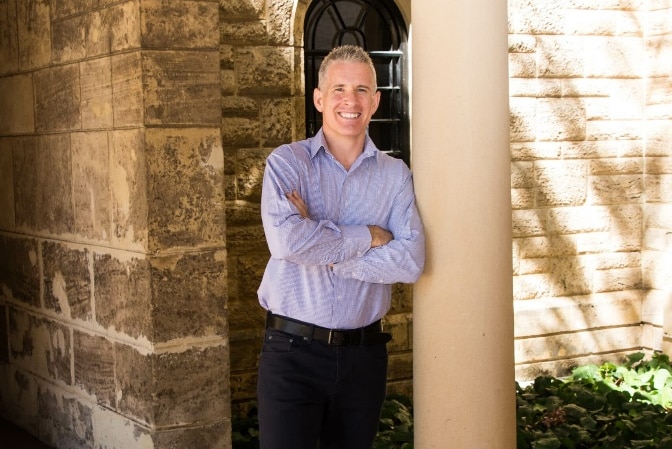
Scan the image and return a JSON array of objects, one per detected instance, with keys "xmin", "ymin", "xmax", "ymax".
[{"xmin": 0, "ymin": 418, "xmax": 55, "ymax": 449}]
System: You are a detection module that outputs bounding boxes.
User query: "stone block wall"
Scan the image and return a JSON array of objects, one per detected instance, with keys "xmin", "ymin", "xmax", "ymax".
[
  {"xmin": 220, "ymin": 0, "xmax": 415, "ymax": 414},
  {"xmin": 0, "ymin": 1, "xmax": 229, "ymax": 449},
  {"xmin": 509, "ymin": 0, "xmax": 672, "ymax": 379}
]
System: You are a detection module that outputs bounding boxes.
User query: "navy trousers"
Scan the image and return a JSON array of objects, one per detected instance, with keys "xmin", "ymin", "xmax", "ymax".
[{"xmin": 257, "ymin": 328, "xmax": 389, "ymax": 449}]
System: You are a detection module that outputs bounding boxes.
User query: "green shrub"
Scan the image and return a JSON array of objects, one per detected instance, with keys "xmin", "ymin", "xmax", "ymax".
[{"xmin": 517, "ymin": 352, "xmax": 672, "ymax": 449}]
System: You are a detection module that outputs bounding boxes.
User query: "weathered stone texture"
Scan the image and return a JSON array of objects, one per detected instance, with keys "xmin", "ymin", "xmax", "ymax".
[
  {"xmin": 508, "ymin": 52, "xmax": 536, "ymax": 78},
  {"xmin": 0, "ymin": 235, "xmax": 40, "ymax": 306},
  {"xmin": 150, "ymin": 251, "xmax": 227, "ymax": 341},
  {"xmin": 228, "ymin": 252, "xmax": 266, "ymax": 331},
  {"xmin": 537, "ymin": 36, "xmax": 585, "ymax": 78},
  {"xmin": 54, "ymin": 2, "xmax": 141, "ymax": 62},
  {"xmin": 508, "ymin": 0, "xmax": 564, "ymax": 35},
  {"xmin": 221, "ymin": 21, "xmax": 268, "ymax": 45},
  {"xmin": 143, "ymin": 51, "xmax": 220, "ymax": 126},
  {"xmin": 146, "ymin": 128, "xmax": 225, "ymax": 250},
  {"xmin": 563, "ymin": 9, "xmax": 642, "ymax": 36},
  {"xmin": 17, "ymin": 0, "xmax": 51, "ymax": 70},
  {"xmin": 92, "ymin": 3, "xmax": 142, "ymax": 55},
  {"xmin": 645, "ymin": 174, "xmax": 672, "ymax": 202},
  {"xmin": 154, "ymin": 421, "xmax": 231, "ymax": 449},
  {"xmin": 389, "ymin": 283, "xmax": 413, "ymax": 314},
  {"xmin": 110, "ymin": 129, "xmax": 148, "ymax": 249},
  {"xmin": 73, "ymin": 331, "xmax": 115, "ymax": 407},
  {"xmin": 267, "ymin": 0, "xmax": 293, "ymax": 45},
  {"xmin": 52, "ymin": 15, "xmax": 87, "ymax": 63},
  {"xmin": 38, "ymin": 388, "xmax": 94, "ymax": 448},
  {"xmin": 154, "ymin": 346, "xmax": 230, "ymax": 426},
  {"xmin": 42, "ymin": 241, "xmax": 92, "ymax": 320},
  {"xmin": 0, "ymin": 75, "xmax": 35, "ymax": 134},
  {"xmin": 584, "ymin": 37, "xmax": 647, "ymax": 78},
  {"xmin": 647, "ymin": 35, "xmax": 672, "ymax": 76},
  {"xmin": 13, "ymin": 135, "xmax": 74, "ymax": 235},
  {"xmin": 235, "ymin": 47, "xmax": 293, "ymax": 95},
  {"xmin": 112, "ymin": 51, "xmax": 144, "ymax": 127},
  {"xmin": 221, "ymin": 117, "xmax": 261, "ymax": 147},
  {"xmin": 0, "ymin": 139, "xmax": 16, "ymax": 230},
  {"xmin": 535, "ymin": 160, "xmax": 588, "ymax": 206},
  {"xmin": 1, "ymin": 0, "xmax": 228, "ymax": 446},
  {"xmin": 236, "ymin": 148, "xmax": 269, "ymax": 201},
  {"xmin": 260, "ymin": 99, "xmax": 294, "ymax": 147},
  {"xmin": 9, "ymin": 310, "xmax": 71, "ymax": 385},
  {"xmin": 34, "ymin": 65, "xmax": 81, "ymax": 132},
  {"xmin": 141, "ymin": 0, "xmax": 219, "ymax": 48},
  {"xmin": 588, "ymin": 174, "xmax": 643, "ymax": 205},
  {"xmin": 0, "ymin": 0, "xmax": 19, "ymax": 74},
  {"xmin": 81, "ymin": 59, "xmax": 113, "ymax": 129},
  {"xmin": 72, "ymin": 132, "xmax": 111, "ymax": 241},
  {"xmin": 510, "ymin": 0, "xmax": 672, "ymax": 381},
  {"xmin": 643, "ymin": 248, "xmax": 672, "ymax": 290},
  {"xmin": 219, "ymin": 0, "xmax": 264, "ymax": 18},
  {"xmin": 94, "ymin": 253, "xmax": 152, "ymax": 339},
  {"xmin": 52, "ymin": 0, "xmax": 97, "ymax": 19},
  {"xmin": 516, "ymin": 326, "xmax": 642, "ymax": 363},
  {"xmin": 90, "ymin": 407, "xmax": 153, "ymax": 449},
  {"xmin": 115, "ymin": 344, "xmax": 154, "ymax": 425}
]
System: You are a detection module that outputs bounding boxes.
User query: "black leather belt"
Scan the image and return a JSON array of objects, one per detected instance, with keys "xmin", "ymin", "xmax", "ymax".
[{"xmin": 265, "ymin": 312, "xmax": 391, "ymax": 346}]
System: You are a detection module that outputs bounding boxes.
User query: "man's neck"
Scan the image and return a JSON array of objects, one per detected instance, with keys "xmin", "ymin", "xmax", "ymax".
[{"xmin": 323, "ymin": 134, "xmax": 366, "ymax": 171}]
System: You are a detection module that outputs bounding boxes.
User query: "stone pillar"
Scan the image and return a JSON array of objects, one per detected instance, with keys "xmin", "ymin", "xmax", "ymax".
[
  {"xmin": 411, "ymin": 1, "xmax": 516, "ymax": 448},
  {"xmin": 0, "ymin": 1, "xmax": 230, "ymax": 448}
]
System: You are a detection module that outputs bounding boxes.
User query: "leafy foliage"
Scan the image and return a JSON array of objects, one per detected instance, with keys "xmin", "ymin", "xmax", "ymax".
[
  {"xmin": 373, "ymin": 394, "xmax": 414, "ymax": 449},
  {"xmin": 517, "ymin": 352, "xmax": 672, "ymax": 449}
]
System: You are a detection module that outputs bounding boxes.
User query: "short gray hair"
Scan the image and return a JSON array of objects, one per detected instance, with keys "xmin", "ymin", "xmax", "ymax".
[{"xmin": 317, "ymin": 45, "xmax": 377, "ymax": 91}]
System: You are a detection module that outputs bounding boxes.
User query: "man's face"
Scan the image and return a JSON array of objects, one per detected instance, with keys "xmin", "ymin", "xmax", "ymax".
[{"xmin": 313, "ymin": 61, "xmax": 380, "ymax": 141}]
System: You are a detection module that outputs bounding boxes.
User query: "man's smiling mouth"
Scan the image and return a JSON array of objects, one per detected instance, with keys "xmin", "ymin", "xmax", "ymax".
[{"xmin": 339, "ymin": 112, "xmax": 361, "ymax": 119}]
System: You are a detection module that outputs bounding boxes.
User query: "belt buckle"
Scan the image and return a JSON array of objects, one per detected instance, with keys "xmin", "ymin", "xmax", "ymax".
[{"xmin": 328, "ymin": 329, "xmax": 346, "ymax": 346}]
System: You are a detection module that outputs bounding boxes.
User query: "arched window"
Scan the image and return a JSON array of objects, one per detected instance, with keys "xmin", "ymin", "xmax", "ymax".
[{"xmin": 304, "ymin": 0, "xmax": 410, "ymax": 166}]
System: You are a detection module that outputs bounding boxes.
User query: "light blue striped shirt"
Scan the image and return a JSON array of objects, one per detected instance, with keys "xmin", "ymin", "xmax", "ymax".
[{"xmin": 258, "ymin": 129, "xmax": 425, "ymax": 329}]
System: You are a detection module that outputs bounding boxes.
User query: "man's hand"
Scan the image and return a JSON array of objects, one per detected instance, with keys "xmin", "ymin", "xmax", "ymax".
[
  {"xmin": 368, "ymin": 225, "xmax": 393, "ymax": 248},
  {"xmin": 287, "ymin": 190, "xmax": 310, "ymax": 219}
]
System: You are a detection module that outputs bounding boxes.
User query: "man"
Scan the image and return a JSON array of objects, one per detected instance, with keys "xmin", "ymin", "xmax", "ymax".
[{"xmin": 257, "ymin": 45, "xmax": 425, "ymax": 449}]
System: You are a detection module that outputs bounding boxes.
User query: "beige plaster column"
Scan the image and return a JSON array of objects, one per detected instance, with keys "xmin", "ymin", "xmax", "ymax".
[{"xmin": 410, "ymin": 0, "xmax": 516, "ymax": 447}]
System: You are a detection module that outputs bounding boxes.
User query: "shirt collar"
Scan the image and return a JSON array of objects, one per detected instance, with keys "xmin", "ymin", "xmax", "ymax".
[{"xmin": 309, "ymin": 128, "xmax": 379, "ymax": 161}]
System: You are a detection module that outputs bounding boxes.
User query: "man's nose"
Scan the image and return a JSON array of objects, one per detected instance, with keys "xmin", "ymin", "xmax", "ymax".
[{"xmin": 342, "ymin": 89, "xmax": 357, "ymax": 104}]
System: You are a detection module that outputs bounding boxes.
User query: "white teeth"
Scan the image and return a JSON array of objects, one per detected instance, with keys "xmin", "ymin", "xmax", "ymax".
[{"xmin": 340, "ymin": 112, "xmax": 360, "ymax": 119}]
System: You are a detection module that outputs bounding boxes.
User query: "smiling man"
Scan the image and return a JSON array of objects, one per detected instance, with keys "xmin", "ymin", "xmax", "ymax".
[{"xmin": 256, "ymin": 45, "xmax": 426, "ymax": 449}]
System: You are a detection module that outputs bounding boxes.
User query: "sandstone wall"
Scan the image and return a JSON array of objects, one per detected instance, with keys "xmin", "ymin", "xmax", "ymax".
[
  {"xmin": 509, "ymin": 0, "xmax": 672, "ymax": 379},
  {"xmin": 0, "ymin": 1, "xmax": 229, "ymax": 448}
]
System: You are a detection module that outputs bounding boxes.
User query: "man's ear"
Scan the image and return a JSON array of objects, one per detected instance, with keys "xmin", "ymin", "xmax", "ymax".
[{"xmin": 313, "ymin": 88, "xmax": 323, "ymax": 112}]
